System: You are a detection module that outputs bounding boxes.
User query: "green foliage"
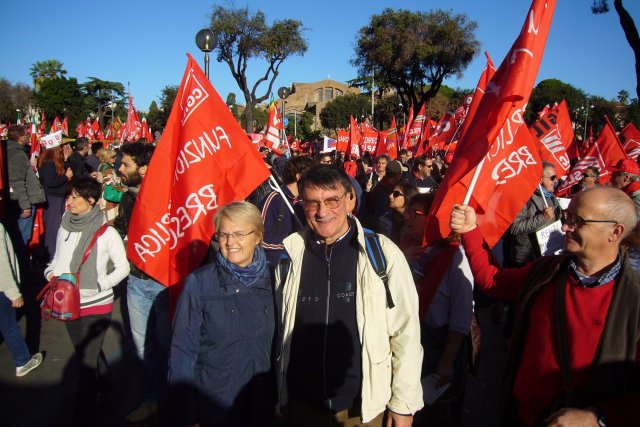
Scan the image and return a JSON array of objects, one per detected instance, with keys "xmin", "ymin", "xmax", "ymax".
[
  {"xmin": 526, "ymin": 79, "xmax": 587, "ymax": 124},
  {"xmin": 32, "ymin": 77, "xmax": 86, "ymax": 136},
  {"xmin": 285, "ymin": 111, "xmax": 314, "ymax": 141},
  {"xmin": 82, "ymin": 77, "xmax": 125, "ymax": 127},
  {"xmin": 319, "ymin": 94, "xmax": 371, "ymax": 130},
  {"xmin": 29, "ymin": 59, "xmax": 67, "ymax": 91},
  {"xmin": 210, "ymin": 5, "xmax": 307, "ymax": 131},
  {"xmin": 622, "ymin": 99, "xmax": 640, "ymax": 129},
  {"xmin": 353, "ymin": 9, "xmax": 479, "ymax": 110},
  {"xmin": 0, "ymin": 79, "xmax": 31, "ymax": 124},
  {"xmin": 146, "ymin": 101, "xmax": 162, "ymax": 133}
]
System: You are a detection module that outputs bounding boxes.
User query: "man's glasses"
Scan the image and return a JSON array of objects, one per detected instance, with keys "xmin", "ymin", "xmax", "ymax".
[
  {"xmin": 424, "ymin": 164, "xmax": 433, "ymax": 169},
  {"xmin": 404, "ymin": 208, "xmax": 427, "ymax": 219},
  {"xmin": 391, "ymin": 190, "xmax": 404, "ymax": 198},
  {"xmin": 215, "ymin": 230, "xmax": 255, "ymax": 242},
  {"xmin": 544, "ymin": 175, "xmax": 557, "ymax": 181},
  {"xmin": 583, "ymin": 173, "xmax": 596, "ymax": 178},
  {"xmin": 560, "ymin": 211, "xmax": 617, "ymax": 229},
  {"xmin": 301, "ymin": 193, "xmax": 347, "ymax": 212}
]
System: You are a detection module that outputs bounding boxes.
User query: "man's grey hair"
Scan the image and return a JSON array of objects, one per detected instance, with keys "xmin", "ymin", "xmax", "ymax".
[{"xmin": 595, "ymin": 187, "xmax": 638, "ymax": 239}]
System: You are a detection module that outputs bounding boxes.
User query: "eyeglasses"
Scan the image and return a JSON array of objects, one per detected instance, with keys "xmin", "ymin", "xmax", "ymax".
[
  {"xmin": 215, "ymin": 230, "xmax": 255, "ymax": 242},
  {"xmin": 424, "ymin": 164, "xmax": 433, "ymax": 169},
  {"xmin": 404, "ymin": 208, "xmax": 427, "ymax": 219},
  {"xmin": 560, "ymin": 211, "xmax": 617, "ymax": 229},
  {"xmin": 391, "ymin": 190, "xmax": 404, "ymax": 198},
  {"xmin": 583, "ymin": 173, "xmax": 596, "ymax": 178},
  {"xmin": 301, "ymin": 193, "xmax": 347, "ymax": 212},
  {"xmin": 544, "ymin": 175, "xmax": 557, "ymax": 181}
]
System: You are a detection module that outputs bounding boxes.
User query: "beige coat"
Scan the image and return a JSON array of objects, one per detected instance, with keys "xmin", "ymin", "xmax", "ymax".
[{"xmin": 276, "ymin": 216, "xmax": 423, "ymax": 422}]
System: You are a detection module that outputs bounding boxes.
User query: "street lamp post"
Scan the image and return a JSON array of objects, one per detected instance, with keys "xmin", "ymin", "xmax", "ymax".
[
  {"xmin": 195, "ymin": 28, "xmax": 216, "ymax": 80},
  {"xmin": 583, "ymin": 100, "xmax": 594, "ymax": 142},
  {"xmin": 277, "ymin": 86, "xmax": 291, "ymax": 153},
  {"xmin": 398, "ymin": 103, "xmax": 404, "ymax": 127}
]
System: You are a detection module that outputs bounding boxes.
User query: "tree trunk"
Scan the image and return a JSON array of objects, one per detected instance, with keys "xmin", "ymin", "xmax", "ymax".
[
  {"xmin": 614, "ymin": 0, "xmax": 640, "ymax": 100},
  {"xmin": 244, "ymin": 100, "xmax": 255, "ymax": 133}
]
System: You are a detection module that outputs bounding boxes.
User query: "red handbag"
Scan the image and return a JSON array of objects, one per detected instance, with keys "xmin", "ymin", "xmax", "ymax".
[{"xmin": 37, "ymin": 224, "xmax": 108, "ymax": 321}]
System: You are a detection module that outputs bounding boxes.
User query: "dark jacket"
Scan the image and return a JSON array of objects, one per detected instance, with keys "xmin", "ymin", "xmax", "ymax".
[
  {"xmin": 259, "ymin": 187, "xmax": 304, "ymax": 268},
  {"xmin": 499, "ymin": 252, "xmax": 640, "ymax": 427},
  {"xmin": 168, "ymin": 257, "xmax": 276, "ymax": 426},
  {"xmin": 7, "ymin": 139, "xmax": 45, "ymax": 209},
  {"xmin": 38, "ymin": 160, "xmax": 68, "ymax": 198},
  {"xmin": 113, "ymin": 188, "xmax": 149, "ymax": 279},
  {"xmin": 68, "ymin": 151, "xmax": 90, "ymax": 179},
  {"xmin": 508, "ymin": 188, "xmax": 560, "ymax": 266}
]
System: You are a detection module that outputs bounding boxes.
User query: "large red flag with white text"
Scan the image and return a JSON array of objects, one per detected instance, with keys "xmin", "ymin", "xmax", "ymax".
[
  {"xmin": 336, "ymin": 130, "xmax": 349, "ymax": 153},
  {"xmin": 125, "ymin": 94, "xmax": 142, "ymax": 142},
  {"xmin": 127, "ymin": 53, "xmax": 271, "ymax": 291},
  {"xmin": 385, "ymin": 117, "xmax": 399, "ymax": 160},
  {"xmin": 530, "ymin": 100, "xmax": 573, "ymax": 177},
  {"xmin": 620, "ymin": 123, "xmax": 640, "ymax": 161},
  {"xmin": 348, "ymin": 116, "xmax": 362, "ymax": 159},
  {"xmin": 405, "ymin": 103, "xmax": 426, "ymax": 151},
  {"xmin": 264, "ymin": 102, "xmax": 283, "ymax": 155},
  {"xmin": 425, "ymin": 0, "xmax": 556, "ymax": 245},
  {"xmin": 556, "ymin": 116, "xmax": 626, "ymax": 193}
]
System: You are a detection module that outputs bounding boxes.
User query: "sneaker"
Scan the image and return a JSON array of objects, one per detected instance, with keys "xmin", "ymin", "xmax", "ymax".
[
  {"xmin": 126, "ymin": 403, "xmax": 159, "ymax": 423},
  {"xmin": 16, "ymin": 352, "xmax": 43, "ymax": 377}
]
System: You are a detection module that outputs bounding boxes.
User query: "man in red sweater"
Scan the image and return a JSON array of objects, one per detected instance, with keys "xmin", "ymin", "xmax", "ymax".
[{"xmin": 450, "ymin": 187, "xmax": 640, "ymax": 427}]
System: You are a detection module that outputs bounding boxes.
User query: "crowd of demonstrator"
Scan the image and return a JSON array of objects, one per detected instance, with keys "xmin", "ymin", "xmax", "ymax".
[{"xmin": 2, "ymin": 126, "xmax": 640, "ymax": 427}]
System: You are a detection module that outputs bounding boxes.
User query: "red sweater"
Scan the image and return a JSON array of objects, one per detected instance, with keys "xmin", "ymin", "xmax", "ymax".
[{"xmin": 462, "ymin": 227, "xmax": 615, "ymax": 426}]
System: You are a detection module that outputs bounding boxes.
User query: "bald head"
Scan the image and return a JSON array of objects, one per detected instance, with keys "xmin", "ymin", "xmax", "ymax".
[{"xmin": 571, "ymin": 187, "xmax": 637, "ymax": 239}]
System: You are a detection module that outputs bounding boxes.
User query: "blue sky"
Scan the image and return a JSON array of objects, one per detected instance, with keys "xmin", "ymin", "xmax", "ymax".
[{"xmin": 1, "ymin": 0, "xmax": 639, "ymax": 113}]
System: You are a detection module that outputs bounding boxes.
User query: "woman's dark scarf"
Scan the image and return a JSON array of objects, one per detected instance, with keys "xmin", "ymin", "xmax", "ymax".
[{"xmin": 216, "ymin": 245, "xmax": 267, "ymax": 287}]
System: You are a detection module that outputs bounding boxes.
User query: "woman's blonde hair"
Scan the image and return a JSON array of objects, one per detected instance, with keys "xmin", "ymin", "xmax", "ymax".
[
  {"xmin": 213, "ymin": 201, "xmax": 264, "ymax": 241},
  {"xmin": 99, "ymin": 148, "xmax": 116, "ymax": 164}
]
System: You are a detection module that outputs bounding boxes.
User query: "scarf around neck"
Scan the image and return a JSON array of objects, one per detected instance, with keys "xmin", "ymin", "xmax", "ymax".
[
  {"xmin": 216, "ymin": 245, "xmax": 267, "ymax": 287},
  {"xmin": 61, "ymin": 205, "xmax": 106, "ymax": 290}
]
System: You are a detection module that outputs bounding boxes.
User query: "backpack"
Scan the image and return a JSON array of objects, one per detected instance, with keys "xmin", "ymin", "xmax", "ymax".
[{"xmin": 278, "ymin": 228, "xmax": 395, "ymax": 309}]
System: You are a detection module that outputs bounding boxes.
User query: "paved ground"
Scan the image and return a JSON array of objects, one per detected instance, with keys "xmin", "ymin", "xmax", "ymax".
[{"xmin": 0, "ymin": 266, "xmax": 508, "ymax": 427}]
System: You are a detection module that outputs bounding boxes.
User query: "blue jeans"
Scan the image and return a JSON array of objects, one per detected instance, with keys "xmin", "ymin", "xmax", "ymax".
[
  {"xmin": 17, "ymin": 204, "xmax": 35, "ymax": 247},
  {"xmin": 127, "ymin": 275, "xmax": 170, "ymax": 403},
  {"xmin": 0, "ymin": 293, "xmax": 31, "ymax": 367}
]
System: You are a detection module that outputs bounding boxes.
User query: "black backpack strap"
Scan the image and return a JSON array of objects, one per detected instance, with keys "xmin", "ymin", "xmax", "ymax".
[
  {"xmin": 277, "ymin": 253, "xmax": 291, "ymax": 290},
  {"xmin": 363, "ymin": 228, "xmax": 395, "ymax": 309}
]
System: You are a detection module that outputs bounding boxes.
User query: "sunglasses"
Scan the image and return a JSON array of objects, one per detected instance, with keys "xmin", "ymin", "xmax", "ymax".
[
  {"xmin": 544, "ymin": 175, "xmax": 557, "ymax": 181},
  {"xmin": 391, "ymin": 190, "xmax": 404, "ymax": 198},
  {"xmin": 583, "ymin": 173, "xmax": 596, "ymax": 178}
]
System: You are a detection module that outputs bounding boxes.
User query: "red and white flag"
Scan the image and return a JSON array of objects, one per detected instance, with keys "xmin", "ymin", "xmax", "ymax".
[
  {"xmin": 51, "ymin": 116, "xmax": 61, "ymax": 133},
  {"xmin": 405, "ymin": 103, "xmax": 426, "ymax": 151},
  {"xmin": 348, "ymin": 115, "xmax": 362, "ymax": 159},
  {"xmin": 61, "ymin": 117, "xmax": 69, "ymax": 136},
  {"xmin": 125, "ymin": 94, "xmax": 142, "ymax": 142},
  {"xmin": 336, "ymin": 129, "xmax": 349, "ymax": 153},
  {"xmin": 264, "ymin": 102, "xmax": 283, "ymax": 155},
  {"xmin": 385, "ymin": 117, "xmax": 399, "ymax": 160},
  {"xmin": 425, "ymin": 0, "xmax": 557, "ymax": 246},
  {"xmin": 556, "ymin": 116, "xmax": 626, "ymax": 194},
  {"xmin": 620, "ymin": 123, "xmax": 640, "ymax": 161},
  {"xmin": 127, "ymin": 53, "xmax": 271, "ymax": 295},
  {"xmin": 530, "ymin": 100, "xmax": 573, "ymax": 177},
  {"xmin": 428, "ymin": 112, "xmax": 456, "ymax": 150},
  {"xmin": 401, "ymin": 104, "xmax": 414, "ymax": 150}
]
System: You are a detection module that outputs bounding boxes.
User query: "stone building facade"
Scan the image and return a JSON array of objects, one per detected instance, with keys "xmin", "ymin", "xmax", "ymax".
[{"xmin": 275, "ymin": 79, "xmax": 360, "ymax": 130}]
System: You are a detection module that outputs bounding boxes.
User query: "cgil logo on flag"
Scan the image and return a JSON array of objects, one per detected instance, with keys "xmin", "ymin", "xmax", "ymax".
[{"xmin": 180, "ymin": 68, "xmax": 210, "ymax": 126}]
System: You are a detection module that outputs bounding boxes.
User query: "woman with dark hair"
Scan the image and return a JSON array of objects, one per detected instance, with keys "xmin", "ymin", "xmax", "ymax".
[
  {"xmin": 37, "ymin": 145, "xmax": 72, "ymax": 261},
  {"xmin": 378, "ymin": 182, "xmax": 418, "ymax": 244},
  {"xmin": 169, "ymin": 201, "xmax": 275, "ymax": 426},
  {"xmin": 44, "ymin": 176, "xmax": 129, "ymax": 426}
]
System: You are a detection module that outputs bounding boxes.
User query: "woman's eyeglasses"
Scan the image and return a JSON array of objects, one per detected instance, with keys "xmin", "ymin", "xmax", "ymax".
[{"xmin": 215, "ymin": 230, "xmax": 255, "ymax": 242}]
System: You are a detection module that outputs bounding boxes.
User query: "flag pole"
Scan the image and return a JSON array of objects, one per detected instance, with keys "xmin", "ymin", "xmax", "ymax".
[
  {"xmin": 538, "ymin": 183, "xmax": 549, "ymax": 208},
  {"xmin": 462, "ymin": 158, "xmax": 485, "ymax": 205},
  {"xmin": 267, "ymin": 174, "xmax": 304, "ymax": 229},
  {"xmin": 443, "ymin": 120, "xmax": 464, "ymax": 157}
]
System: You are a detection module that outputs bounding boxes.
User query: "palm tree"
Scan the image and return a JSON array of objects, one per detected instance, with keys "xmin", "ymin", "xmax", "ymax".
[{"xmin": 29, "ymin": 59, "xmax": 67, "ymax": 91}]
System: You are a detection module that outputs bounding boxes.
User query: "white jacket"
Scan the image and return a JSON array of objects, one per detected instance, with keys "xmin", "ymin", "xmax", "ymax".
[
  {"xmin": 45, "ymin": 225, "xmax": 130, "ymax": 310},
  {"xmin": 276, "ymin": 217, "xmax": 423, "ymax": 422}
]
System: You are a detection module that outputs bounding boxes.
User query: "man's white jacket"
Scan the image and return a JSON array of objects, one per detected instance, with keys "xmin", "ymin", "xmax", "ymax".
[{"xmin": 275, "ymin": 216, "xmax": 424, "ymax": 422}]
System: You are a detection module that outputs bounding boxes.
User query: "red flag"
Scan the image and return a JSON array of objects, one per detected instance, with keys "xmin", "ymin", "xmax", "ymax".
[
  {"xmin": 127, "ymin": 53, "xmax": 271, "ymax": 294},
  {"xmin": 620, "ymin": 123, "xmax": 640, "ymax": 161},
  {"xmin": 343, "ymin": 160, "xmax": 358, "ymax": 178},
  {"xmin": 92, "ymin": 119, "xmax": 101, "ymax": 136},
  {"xmin": 374, "ymin": 131, "xmax": 388, "ymax": 158},
  {"xmin": 361, "ymin": 129, "xmax": 378, "ymax": 154},
  {"xmin": 141, "ymin": 117, "xmax": 153, "ymax": 142},
  {"xmin": 264, "ymin": 102, "xmax": 283, "ymax": 155},
  {"xmin": 404, "ymin": 104, "xmax": 425, "ymax": 151},
  {"xmin": 28, "ymin": 206, "xmax": 45, "ymax": 252},
  {"xmin": 39, "ymin": 112, "xmax": 47, "ymax": 134},
  {"xmin": 61, "ymin": 117, "xmax": 69, "ymax": 136},
  {"xmin": 51, "ymin": 116, "xmax": 61, "ymax": 133},
  {"xmin": 336, "ymin": 130, "xmax": 349, "ymax": 153},
  {"xmin": 556, "ymin": 116, "xmax": 626, "ymax": 193},
  {"xmin": 76, "ymin": 121, "xmax": 86, "ymax": 138},
  {"xmin": 116, "ymin": 122, "xmax": 126, "ymax": 141},
  {"xmin": 125, "ymin": 94, "xmax": 142, "ymax": 142},
  {"xmin": 348, "ymin": 116, "xmax": 362, "ymax": 159},
  {"xmin": 428, "ymin": 112, "xmax": 456, "ymax": 149},
  {"xmin": 457, "ymin": 52, "xmax": 497, "ymax": 145},
  {"xmin": 401, "ymin": 105, "xmax": 414, "ymax": 149},
  {"xmin": 385, "ymin": 117, "xmax": 399, "ymax": 160},
  {"xmin": 425, "ymin": 0, "xmax": 556, "ymax": 245},
  {"xmin": 530, "ymin": 100, "xmax": 573, "ymax": 177}
]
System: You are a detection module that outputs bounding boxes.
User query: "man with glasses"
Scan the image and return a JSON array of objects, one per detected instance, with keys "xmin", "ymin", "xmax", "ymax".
[
  {"xmin": 450, "ymin": 187, "xmax": 640, "ymax": 426},
  {"xmin": 507, "ymin": 162, "xmax": 561, "ymax": 267},
  {"xmin": 570, "ymin": 166, "xmax": 600, "ymax": 195},
  {"xmin": 276, "ymin": 165, "xmax": 423, "ymax": 426},
  {"xmin": 609, "ymin": 159, "xmax": 640, "ymax": 217},
  {"xmin": 404, "ymin": 155, "xmax": 440, "ymax": 194}
]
